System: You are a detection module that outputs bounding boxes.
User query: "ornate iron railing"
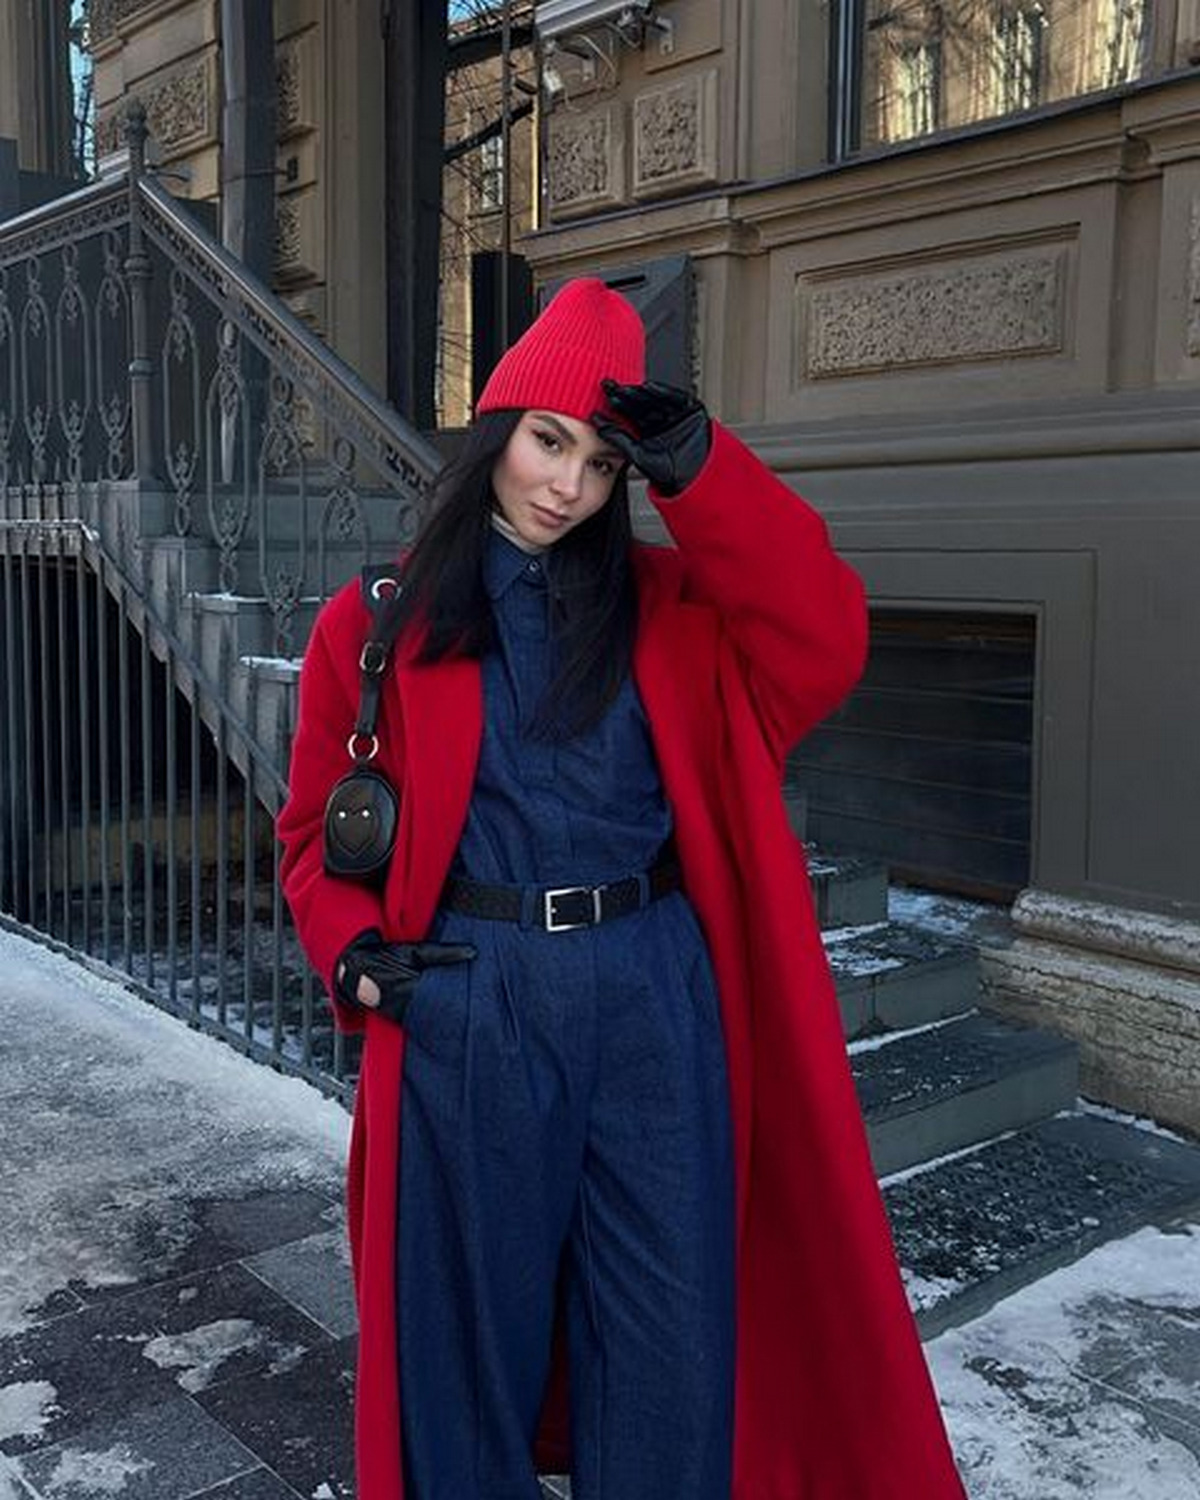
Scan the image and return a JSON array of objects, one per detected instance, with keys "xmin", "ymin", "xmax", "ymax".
[
  {"xmin": 0, "ymin": 102, "xmax": 442, "ymax": 656},
  {"xmin": 0, "ymin": 103, "xmax": 448, "ymax": 1095},
  {"xmin": 0, "ymin": 512, "xmax": 357, "ymax": 1100}
]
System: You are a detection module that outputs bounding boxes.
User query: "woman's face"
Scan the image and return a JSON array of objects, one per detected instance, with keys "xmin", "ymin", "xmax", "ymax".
[{"xmin": 491, "ymin": 410, "xmax": 624, "ymax": 548}]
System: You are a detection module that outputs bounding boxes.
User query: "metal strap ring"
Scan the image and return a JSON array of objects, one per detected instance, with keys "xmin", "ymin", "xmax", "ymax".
[{"xmin": 347, "ymin": 732, "xmax": 380, "ymax": 761}]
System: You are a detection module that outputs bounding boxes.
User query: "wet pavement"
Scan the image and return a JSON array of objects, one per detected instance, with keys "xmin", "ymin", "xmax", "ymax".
[{"xmin": 1, "ymin": 920, "xmax": 1198, "ymax": 1499}]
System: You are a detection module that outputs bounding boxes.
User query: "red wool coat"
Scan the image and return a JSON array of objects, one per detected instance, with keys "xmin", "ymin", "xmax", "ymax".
[{"xmin": 278, "ymin": 423, "xmax": 966, "ymax": 1499}]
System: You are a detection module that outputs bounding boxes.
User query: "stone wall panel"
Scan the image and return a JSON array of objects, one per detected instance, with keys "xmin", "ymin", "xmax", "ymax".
[
  {"xmin": 546, "ymin": 104, "xmax": 625, "ymax": 217},
  {"xmin": 799, "ymin": 243, "xmax": 1069, "ymax": 381},
  {"xmin": 632, "ymin": 69, "xmax": 718, "ymax": 199}
]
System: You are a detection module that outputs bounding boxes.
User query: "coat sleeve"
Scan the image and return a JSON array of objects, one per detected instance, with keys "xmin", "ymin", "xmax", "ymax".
[
  {"xmin": 648, "ymin": 420, "xmax": 868, "ymax": 764},
  {"xmin": 277, "ymin": 587, "xmax": 387, "ymax": 1031}
]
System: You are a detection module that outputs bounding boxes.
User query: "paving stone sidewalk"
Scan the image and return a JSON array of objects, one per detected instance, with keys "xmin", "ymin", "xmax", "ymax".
[{"xmin": 1, "ymin": 922, "xmax": 1198, "ymax": 1499}]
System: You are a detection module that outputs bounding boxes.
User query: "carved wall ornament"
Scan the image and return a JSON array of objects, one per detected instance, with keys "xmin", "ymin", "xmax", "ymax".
[
  {"xmin": 801, "ymin": 247, "xmax": 1068, "ymax": 380},
  {"xmin": 1188, "ymin": 197, "xmax": 1200, "ymax": 359},
  {"xmin": 95, "ymin": 53, "xmax": 217, "ymax": 162},
  {"xmin": 274, "ymin": 197, "xmax": 304, "ymax": 278},
  {"xmin": 546, "ymin": 106, "xmax": 624, "ymax": 217},
  {"xmin": 87, "ymin": 0, "xmax": 159, "ymax": 46},
  {"xmin": 276, "ymin": 34, "xmax": 315, "ymax": 138},
  {"xmin": 632, "ymin": 70, "xmax": 717, "ymax": 199}
]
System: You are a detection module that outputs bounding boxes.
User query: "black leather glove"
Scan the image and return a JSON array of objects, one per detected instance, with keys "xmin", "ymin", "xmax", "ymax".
[
  {"xmin": 592, "ymin": 379, "xmax": 712, "ymax": 496},
  {"xmin": 336, "ymin": 930, "xmax": 477, "ymax": 1026}
]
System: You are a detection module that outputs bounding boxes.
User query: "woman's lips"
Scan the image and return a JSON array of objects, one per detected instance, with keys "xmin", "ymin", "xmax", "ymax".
[{"xmin": 531, "ymin": 504, "xmax": 568, "ymax": 528}]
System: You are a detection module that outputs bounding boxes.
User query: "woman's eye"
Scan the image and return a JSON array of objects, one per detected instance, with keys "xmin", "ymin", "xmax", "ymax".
[
  {"xmin": 590, "ymin": 457, "xmax": 615, "ymax": 477},
  {"xmin": 533, "ymin": 430, "xmax": 559, "ymax": 452}
]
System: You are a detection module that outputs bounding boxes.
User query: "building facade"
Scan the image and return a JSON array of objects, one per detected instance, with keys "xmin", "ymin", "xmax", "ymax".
[{"xmin": 3, "ymin": 0, "xmax": 1198, "ymax": 1124}]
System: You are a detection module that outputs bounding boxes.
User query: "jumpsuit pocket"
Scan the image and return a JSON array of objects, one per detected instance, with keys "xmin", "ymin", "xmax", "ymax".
[
  {"xmin": 668, "ymin": 897, "xmax": 726, "ymax": 1042},
  {"xmin": 401, "ymin": 956, "xmax": 472, "ymax": 1061}
]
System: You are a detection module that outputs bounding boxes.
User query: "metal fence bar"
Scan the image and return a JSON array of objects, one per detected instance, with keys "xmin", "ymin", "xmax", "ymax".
[
  {"xmin": 37, "ymin": 532, "xmax": 52, "ymax": 932},
  {"xmin": 242, "ymin": 755, "xmax": 256, "ymax": 1046},
  {"xmin": 140, "ymin": 603, "xmax": 155, "ymax": 987},
  {"xmin": 214, "ymin": 707, "xmax": 229, "ymax": 1027},
  {"xmin": 117, "ymin": 571, "xmax": 133, "ymax": 972},
  {"xmin": 165, "ymin": 639, "xmax": 179, "ymax": 1004},
  {"xmin": 95, "ymin": 546, "xmax": 112, "ymax": 964},
  {"xmin": 21, "ymin": 541, "xmax": 36, "ymax": 925},
  {"xmin": 57, "ymin": 542, "xmax": 71, "ymax": 943},
  {"xmin": 2, "ymin": 537, "xmax": 19, "ymax": 914},
  {"xmin": 189, "ymin": 663, "xmax": 202, "ymax": 1023},
  {"xmin": 272, "ymin": 836, "xmax": 284, "ymax": 1057},
  {"xmin": 76, "ymin": 550, "xmax": 92, "ymax": 951}
]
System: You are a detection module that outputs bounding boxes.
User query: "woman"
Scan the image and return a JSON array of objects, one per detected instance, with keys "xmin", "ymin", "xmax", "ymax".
[{"xmin": 278, "ymin": 279, "xmax": 965, "ymax": 1499}]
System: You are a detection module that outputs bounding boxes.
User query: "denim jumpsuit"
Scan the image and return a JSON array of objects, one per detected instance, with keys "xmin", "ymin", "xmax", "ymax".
[{"xmin": 396, "ymin": 527, "xmax": 736, "ymax": 1500}]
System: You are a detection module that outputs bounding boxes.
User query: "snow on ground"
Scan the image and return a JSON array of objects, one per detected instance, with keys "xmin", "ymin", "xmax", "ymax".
[
  {"xmin": 929, "ymin": 1223, "xmax": 1200, "ymax": 1498},
  {"xmin": 0, "ymin": 923, "xmax": 349, "ymax": 1338},
  {"xmin": 0, "ymin": 1381, "xmax": 59, "ymax": 1444},
  {"xmin": 140, "ymin": 1317, "xmax": 304, "ymax": 1394}
]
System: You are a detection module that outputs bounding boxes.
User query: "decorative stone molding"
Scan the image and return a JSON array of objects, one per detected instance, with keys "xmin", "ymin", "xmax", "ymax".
[
  {"xmin": 983, "ymin": 889, "xmax": 1200, "ymax": 1135},
  {"xmin": 276, "ymin": 32, "xmax": 316, "ymax": 139},
  {"xmin": 1188, "ymin": 197, "xmax": 1200, "ymax": 359},
  {"xmin": 95, "ymin": 52, "xmax": 217, "ymax": 162},
  {"xmin": 274, "ymin": 192, "xmax": 320, "ymax": 286},
  {"xmin": 800, "ymin": 245, "xmax": 1068, "ymax": 380},
  {"xmin": 274, "ymin": 197, "xmax": 304, "ymax": 278},
  {"xmin": 87, "ymin": 0, "xmax": 158, "ymax": 46},
  {"xmin": 546, "ymin": 105, "xmax": 624, "ymax": 217},
  {"xmin": 632, "ymin": 70, "xmax": 718, "ymax": 200}
]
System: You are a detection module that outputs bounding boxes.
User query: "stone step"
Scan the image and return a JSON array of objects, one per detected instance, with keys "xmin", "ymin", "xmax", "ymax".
[
  {"xmin": 827, "ymin": 919, "xmax": 979, "ymax": 1037},
  {"xmin": 888, "ymin": 1111, "xmax": 1200, "ymax": 1338},
  {"xmin": 806, "ymin": 846, "xmax": 889, "ymax": 930},
  {"xmin": 141, "ymin": 531, "xmax": 376, "ymax": 604},
  {"xmin": 184, "ymin": 590, "xmax": 322, "ymax": 662},
  {"xmin": 853, "ymin": 1012, "xmax": 1078, "ymax": 1176}
]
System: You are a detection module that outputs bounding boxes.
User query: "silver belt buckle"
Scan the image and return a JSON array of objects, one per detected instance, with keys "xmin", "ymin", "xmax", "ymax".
[{"xmin": 544, "ymin": 885, "xmax": 603, "ymax": 932}]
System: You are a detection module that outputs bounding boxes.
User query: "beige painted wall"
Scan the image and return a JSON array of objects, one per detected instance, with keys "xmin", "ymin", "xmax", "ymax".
[{"xmin": 89, "ymin": 0, "xmax": 387, "ymax": 394}]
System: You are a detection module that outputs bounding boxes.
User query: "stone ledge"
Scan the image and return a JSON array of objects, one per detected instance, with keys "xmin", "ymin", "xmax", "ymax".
[
  {"xmin": 1013, "ymin": 888, "xmax": 1200, "ymax": 973},
  {"xmin": 982, "ymin": 923, "xmax": 1200, "ymax": 1136}
]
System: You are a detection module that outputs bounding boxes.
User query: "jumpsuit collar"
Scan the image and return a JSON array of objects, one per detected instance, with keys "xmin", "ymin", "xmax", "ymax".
[{"xmin": 484, "ymin": 520, "xmax": 549, "ymax": 601}]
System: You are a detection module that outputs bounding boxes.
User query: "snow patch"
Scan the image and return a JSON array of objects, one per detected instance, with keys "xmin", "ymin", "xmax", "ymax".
[
  {"xmin": 42, "ymin": 1443, "xmax": 153, "ymax": 1493},
  {"xmin": 848, "ymin": 1012, "xmax": 972, "ymax": 1055},
  {"xmin": 0, "ymin": 1458, "xmax": 26, "ymax": 1500},
  {"xmin": 0, "ymin": 1380, "xmax": 59, "ymax": 1443},
  {"xmin": 1076, "ymin": 1098, "xmax": 1194, "ymax": 1146},
  {"xmin": 141, "ymin": 1318, "xmax": 265, "ymax": 1394},
  {"xmin": 0, "ymin": 925, "xmax": 349, "ymax": 1337},
  {"xmin": 930, "ymin": 1223, "xmax": 1200, "ymax": 1498}
]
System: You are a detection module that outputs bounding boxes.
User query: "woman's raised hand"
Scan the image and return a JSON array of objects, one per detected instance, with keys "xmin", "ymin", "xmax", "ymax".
[{"xmin": 592, "ymin": 380, "xmax": 711, "ymax": 497}]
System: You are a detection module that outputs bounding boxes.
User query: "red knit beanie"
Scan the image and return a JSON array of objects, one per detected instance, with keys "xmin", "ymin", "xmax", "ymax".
[{"xmin": 476, "ymin": 277, "xmax": 645, "ymax": 422}]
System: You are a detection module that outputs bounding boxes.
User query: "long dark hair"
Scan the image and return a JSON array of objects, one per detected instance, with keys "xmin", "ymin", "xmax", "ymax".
[{"xmin": 384, "ymin": 409, "xmax": 639, "ymax": 740}]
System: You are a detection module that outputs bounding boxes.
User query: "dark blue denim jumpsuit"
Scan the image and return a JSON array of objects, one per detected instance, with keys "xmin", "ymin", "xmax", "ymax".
[{"xmin": 396, "ymin": 528, "xmax": 736, "ymax": 1500}]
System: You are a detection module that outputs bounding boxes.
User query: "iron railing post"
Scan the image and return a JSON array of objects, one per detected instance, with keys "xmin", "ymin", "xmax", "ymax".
[{"xmin": 124, "ymin": 102, "xmax": 159, "ymax": 483}]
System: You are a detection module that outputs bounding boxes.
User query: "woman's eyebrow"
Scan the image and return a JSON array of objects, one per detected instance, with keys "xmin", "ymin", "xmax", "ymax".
[{"xmin": 529, "ymin": 412, "xmax": 622, "ymax": 460}]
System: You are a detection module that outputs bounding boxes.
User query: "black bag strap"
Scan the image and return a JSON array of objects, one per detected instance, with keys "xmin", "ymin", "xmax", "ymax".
[{"xmin": 347, "ymin": 564, "xmax": 406, "ymax": 763}]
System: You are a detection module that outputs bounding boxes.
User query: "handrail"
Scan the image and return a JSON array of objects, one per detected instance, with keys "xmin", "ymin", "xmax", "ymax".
[
  {"xmin": 0, "ymin": 174, "xmax": 129, "ymax": 265},
  {"xmin": 136, "ymin": 175, "xmax": 443, "ymax": 499}
]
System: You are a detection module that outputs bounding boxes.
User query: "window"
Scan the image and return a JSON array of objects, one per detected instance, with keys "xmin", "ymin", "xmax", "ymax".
[
  {"xmin": 992, "ymin": 7, "xmax": 1044, "ymax": 114},
  {"xmin": 897, "ymin": 40, "xmax": 941, "ymax": 138},
  {"xmin": 479, "ymin": 133, "xmax": 505, "ymax": 212},
  {"xmin": 849, "ymin": 0, "xmax": 1149, "ymax": 157}
]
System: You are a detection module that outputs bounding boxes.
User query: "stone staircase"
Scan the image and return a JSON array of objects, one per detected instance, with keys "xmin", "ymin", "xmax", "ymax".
[
  {"xmin": 80, "ymin": 473, "xmax": 416, "ymax": 799},
  {"xmin": 808, "ymin": 852, "xmax": 1200, "ymax": 1338}
]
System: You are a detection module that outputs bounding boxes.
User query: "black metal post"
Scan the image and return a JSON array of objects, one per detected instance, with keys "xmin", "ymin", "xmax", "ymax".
[
  {"xmin": 384, "ymin": 1, "xmax": 446, "ymax": 430},
  {"xmin": 124, "ymin": 102, "xmax": 159, "ymax": 481}
]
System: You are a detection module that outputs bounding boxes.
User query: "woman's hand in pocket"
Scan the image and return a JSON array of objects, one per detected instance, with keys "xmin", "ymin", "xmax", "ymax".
[{"xmin": 336, "ymin": 931, "xmax": 477, "ymax": 1026}]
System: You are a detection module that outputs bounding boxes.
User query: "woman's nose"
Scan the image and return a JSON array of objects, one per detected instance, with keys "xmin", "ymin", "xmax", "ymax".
[{"xmin": 551, "ymin": 461, "xmax": 584, "ymax": 500}]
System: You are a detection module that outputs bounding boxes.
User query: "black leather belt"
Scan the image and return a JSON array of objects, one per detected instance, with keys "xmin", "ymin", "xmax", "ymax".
[{"xmin": 441, "ymin": 855, "xmax": 681, "ymax": 933}]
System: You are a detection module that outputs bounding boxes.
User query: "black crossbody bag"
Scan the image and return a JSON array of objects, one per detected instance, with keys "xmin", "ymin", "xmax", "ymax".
[{"xmin": 322, "ymin": 566, "xmax": 407, "ymax": 884}]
